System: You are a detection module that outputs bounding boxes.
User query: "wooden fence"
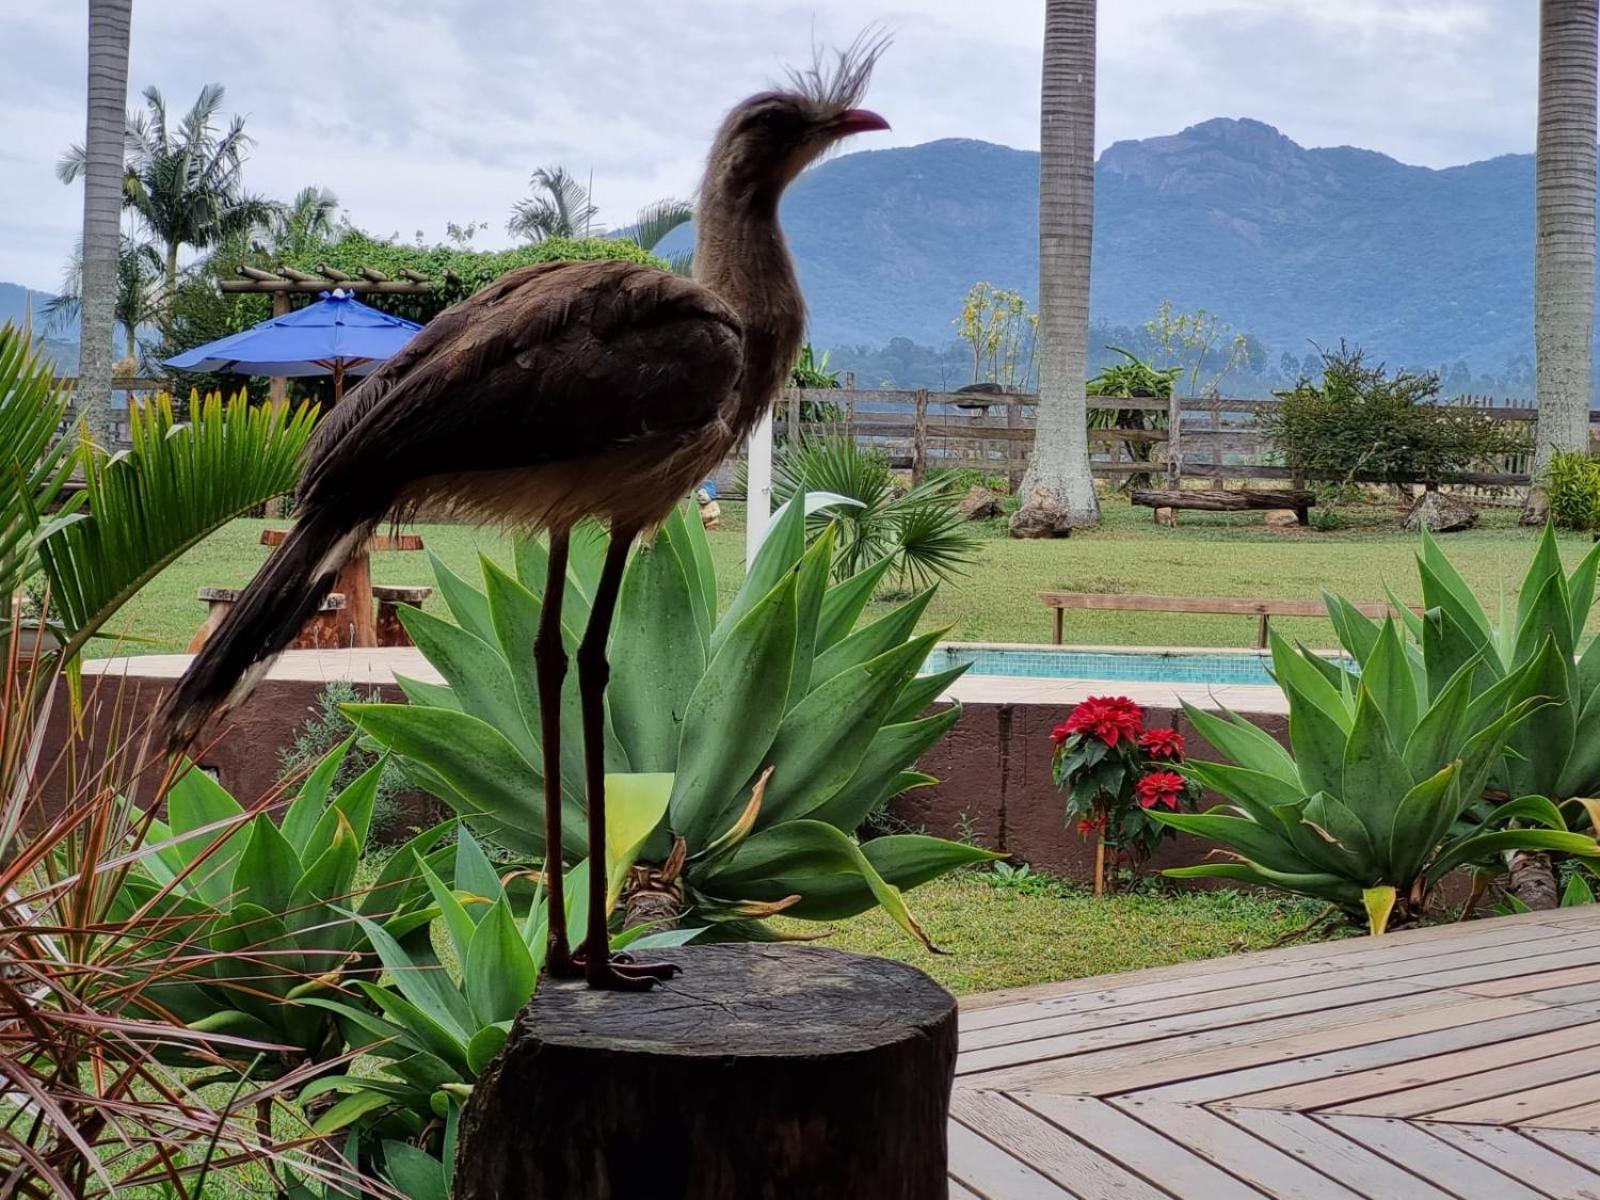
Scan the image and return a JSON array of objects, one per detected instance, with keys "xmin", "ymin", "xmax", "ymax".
[{"xmin": 773, "ymin": 387, "xmax": 1577, "ymax": 493}]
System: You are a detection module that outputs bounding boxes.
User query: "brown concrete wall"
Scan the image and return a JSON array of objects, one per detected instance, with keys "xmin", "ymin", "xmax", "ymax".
[{"xmin": 49, "ymin": 672, "xmax": 1284, "ymax": 879}]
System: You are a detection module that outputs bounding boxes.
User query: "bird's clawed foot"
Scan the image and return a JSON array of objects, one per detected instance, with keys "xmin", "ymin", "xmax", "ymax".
[
  {"xmin": 543, "ymin": 937, "xmax": 583, "ymax": 981},
  {"xmin": 575, "ymin": 948, "xmax": 682, "ymax": 990}
]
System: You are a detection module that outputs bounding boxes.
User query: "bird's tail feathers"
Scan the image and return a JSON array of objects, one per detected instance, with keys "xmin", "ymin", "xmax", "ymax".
[{"xmin": 157, "ymin": 507, "xmax": 374, "ymax": 755}]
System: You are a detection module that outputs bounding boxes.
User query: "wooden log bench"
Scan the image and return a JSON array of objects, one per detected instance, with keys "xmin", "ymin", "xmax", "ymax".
[
  {"xmin": 188, "ymin": 588, "xmax": 347, "ymax": 652},
  {"xmin": 1131, "ymin": 487, "xmax": 1317, "ymax": 526},
  {"xmin": 373, "ymin": 584, "xmax": 433, "ymax": 647},
  {"xmin": 1041, "ymin": 591, "xmax": 1423, "ymax": 649}
]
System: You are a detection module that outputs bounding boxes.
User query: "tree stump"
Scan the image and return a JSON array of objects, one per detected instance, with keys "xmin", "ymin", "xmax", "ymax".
[{"xmin": 455, "ymin": 943, "xmax": 958, "ymax": 1200}]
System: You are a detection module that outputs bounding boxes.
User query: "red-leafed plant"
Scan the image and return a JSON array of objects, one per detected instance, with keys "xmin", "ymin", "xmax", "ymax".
[
  {"xmin": 0, "ymin": 611, "xmax": 362, "ymax": 1199},
  {"xmin": 1050, "ymin": 696, "xmax": 1200, "ymax": 893}
]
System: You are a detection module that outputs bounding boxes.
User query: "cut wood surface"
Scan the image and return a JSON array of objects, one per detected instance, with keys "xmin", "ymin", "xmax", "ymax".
[
  {"xmin": 1131, "ymin": 486, "xmax": 1317, "ymax": 511},
  {"xmin": 948, "ymin": 908, "xmax": 1600, "ymax": 1197}
]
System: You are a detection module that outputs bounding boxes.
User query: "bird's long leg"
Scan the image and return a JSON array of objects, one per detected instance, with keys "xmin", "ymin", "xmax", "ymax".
[
  {"xmin": 577, "ymin": 523, "xmax": 681, "ymax": 991},
  {"xmin": 536, "ymin": 527, "xmax": 580, "ymax": 980}
]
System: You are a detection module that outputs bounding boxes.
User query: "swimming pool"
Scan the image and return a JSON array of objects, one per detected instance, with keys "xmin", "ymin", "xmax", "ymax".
[{"xmin": 923, "ymin": 645, "xmax": 1290, "ymax": 687}]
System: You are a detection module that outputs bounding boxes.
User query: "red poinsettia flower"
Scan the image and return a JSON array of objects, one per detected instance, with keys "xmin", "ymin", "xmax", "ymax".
[
  {"xmin": 1138, "ymin": 728, "xmax": 1186, "ymax": 761},
  {"xmin": 1060, "ymin": 696, "xmax": 1144, "ymax": 747},
  {"xmin": 1075, "ymin": 812, "xmax": 1109, "ymax": 836},
  {"xmin": 1136, "ymin": 771, "xmax": 1187, "ymax": 811},
  {"xmin": 1051, "ymin": 721, "xmax": 1074, "ymax": 744}
]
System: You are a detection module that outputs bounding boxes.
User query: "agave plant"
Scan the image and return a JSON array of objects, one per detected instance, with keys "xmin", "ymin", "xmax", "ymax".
[
  {"xmin": 301, "ymin": 810, "xmax": 691, "ymax": 1200},
  {"xmin": 346, "ymin": 497, "xmax": 994, "ymax": 946},
  {"xmin": 112, "ymin": 739, "xmax": 452, "ymax": 1071},
  {"xmin": 1153, "ymin": 625, "xmax": 1600, "ymax": 932}
]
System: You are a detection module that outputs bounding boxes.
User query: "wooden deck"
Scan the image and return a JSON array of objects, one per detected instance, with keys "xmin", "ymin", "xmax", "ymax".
[{"xmin": 949, "ymin": 906, "xmax": 1600, "ymax": 1199}]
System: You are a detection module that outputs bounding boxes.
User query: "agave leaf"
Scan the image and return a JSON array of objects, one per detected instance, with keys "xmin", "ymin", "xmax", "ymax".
[
  {"xmin": 1557, "ymin": 686, "xmax": 1600, "ymax": 799},
  {"xmin": 1340, "ymin": 687, "xmax": 1412, "ymax": 865},
  {"xmin": 1418, "ymin": 529, "xmax": 1495, "ymax": 649},
  {"xmin": 811, "ymin": 588, "xmax": 936, "ymax": 689},
  {"xmin": 1504, "ymin": 635, "xmax": 1575, "ymax": 798},
  {"xmin": 352, "ymin": 914, "xmax": 475, "ymax": 1045},
  {"xmin": 1423, "ymin": 607, "xmax": 1494, "ymax": 702},
  {"xmin": 1402, "ymin": 656, "xmax": 1478, "ymax": 778},
  {"xmin": 609, "ymin": 531, "xmax": 703, "ymax": 770},
  {"xmin": 816, "ymin": 556, "xmax": 896, "ymax": 652},
  {"xmin": 1515, "ymin": 523, "xmax": 1567, "ymax": 645},
  {"xmin": 1180, "ymin": 701, "xmax": 1301, "ymax": 788},
  {"xmin": 1512, "ymin": 566, "xmax": 1574, "ymax": 669},
  {"xmin": 1386, "ymin": 762, "xmax": 1459, "ymax": 885},
  {"xmin": 713, "ymin": 493, "xmax": 805, "ymax": 652},
  {"xmin": 1271, "ymin": 631, "xmax": 1353, "ymax": 733},
  {"xmin": 396, "ymin": 673, "xmax": 462, "ymax": 712},
  {"xmin": 427, "ymin": 550, "xmax": 495, "ymax": 643},
  {"xmin": 1428, "ymin": 829, "xmax": 1600, "ymax": 884},
  {"xmin": 887, "ymin": 664, "xmax": 969, "ymax": 724},
  {"xmin": 1362, "ymin": 885, "xmax": 1397, "ymax": 935},
  {"xmin": 280, "ymin": 738, "xmax": 352, "ymax": 855},
  {"xmin": 1567, "ymin": 538, "xmax": 1600, "ymax": 647},
  {"xmin": 1147, "ymin": 810, "xmax": 1318, "ymax": 875},
  {"xmin": 1564, "ymin": 870, "xmax": 1597, "ymax": 907},
  {"xmin": 358, "ymin": 821, "xmax": 457, "ymax": 923},
  {"xmin": 452, "ymin": 825, "xmax": 502, "ymax": 903},
  {"xmin": 397, "ymin": 602, "xmax": 536, "ymax": 765},
  {"xmin": 1161, "ymin": 862, "xmax": 1364, "ymax": 906},
  {"xmin": 1323, "ymin": 592, "xmax": 1381, "ymax": 665},
  {"xmin": 312, "ymin": 1091, "xmax": 394, "ymax": 1137},
  {"xmin": 465, "ymin": 1024, "xmax": 513, "ymax": 1079},
  {"xmin": 1578, "ymin": 634, "xmax": 1600, "ymax": 703},
  {"xmin": 356, "ymin": 981, "xmax": 471, "ymax": 1076},
  {"xmin": 1363, "ymin": 619, "xmax": 1420, "ymax": 743},
  {"xmin": 164, "ymin": 765, "xmax": 249, "ymax": 906},
  {"xmin": 232, "ymin": 814, "xmax": 302, "ymax": 916},
  {"xmin": 1386, "ymin": 584, "xmax": 1427, "ymax": 645},
  {"xmin": 305, "ymin": 755, "xmax": 383, "ymax": 858},
  {"xmin": 464, "ymin": 899, "xmax": 537, "ymax": 1028},
  {"xmin": 605, "ymin": 773, "xmax": 673, "ymax": 913},
  {"xmin": 414, "ymin": 855, "xmax": 479, "ymax": 963},
  {"xmin": 788, "ymin": 525, "xmax": 836, "ymax": 699},
  {"xmin": 1178, "ymin": 761, "xmax": 1304, "ymax": 829},
  {"xmin": 1493, "ymin": 794, "xmax": 1569, "ymax": 831},
  {"xmin": 669, "ymin": 572, "xmax": 797, "ymax": 848},
  {"xmin": 1286, "ymin": 687, "xmax": 1350, "ymax": 800},
  {"xmin": 670, "ymin": 498, "xmax": 718, "ymax": 639},
  {"xmin": 807, "ymin": 705, "xmax": 964, "ymax": 832},
  {"xmin": 1295, "ymin": 792, "xmax": 1381, "ymax": 879}
]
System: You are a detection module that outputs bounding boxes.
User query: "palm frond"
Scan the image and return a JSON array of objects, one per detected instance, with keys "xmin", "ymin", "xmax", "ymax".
[
  {"xmin": 630, "ymin": 198, "xmax": 694, "ymax": 252},
  {"xmin": 0, "ymin": 326, "xmax": 78, "ymax": 601},
  {"xmin": 38, "ymin": 390, "xmax": 318, "ymax": 659}
]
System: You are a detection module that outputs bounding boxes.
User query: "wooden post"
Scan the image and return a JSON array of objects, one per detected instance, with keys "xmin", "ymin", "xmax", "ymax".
[
  {"xmin": 1007, "ymin": 396, "xmax": 1025, "ymax": 492},
  {"xmin": 845, "ymin": 392, "xmax": 856, "ymax": 440},
  {"xmin": 1052, "ymin": 605, "xmax": 1064, "ymax": 645},
  {"xmin": 911, "ymin": 389, "xmax": 929, "ymax": 485},
  {"xmin": 456, "ymin": 944, "xmax": 957, "ymax": 1200},
  {"xmin": 264, "ymin": 291, "xmax": 293, "ymax": 519},
  {"xmin": 786, "ymin": 386, "xmax": 802, "ymax": 443},
  {"xmin": 1210, "ymin": 396, "xmax": 1224, "ymax": 488},
  {"xmin": 1093, "ymin": 833, "xmax": 1106, "ymax": 897},
  {"xmin": 1166, "ymin": 391, "xmax": 1184, "ymax": 489},
  {"xmin": 1257, "ymin": 613, "xmax": 1270, "ymax": 649}
]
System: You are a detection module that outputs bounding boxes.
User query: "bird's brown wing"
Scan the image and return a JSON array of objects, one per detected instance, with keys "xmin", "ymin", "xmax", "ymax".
[{"xmin": 297, "ymin": 260, "xmax": 744, "ymax": 511}]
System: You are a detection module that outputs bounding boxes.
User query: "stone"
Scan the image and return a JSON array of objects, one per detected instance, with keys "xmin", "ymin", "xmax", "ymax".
[
  {"xmin": 958, "ymin": 484, "xmax": 1002, "ymax": 521},
  {"xmin": 1008, "ymin": 487, "xmax": 1072, "ymax": 539},
  {"xmin": 1264, "ymin": 509, "xmax": 1301, "ymax": 527},
  {"xmin": 1404, "ymin": 490, "xmax": 1478, "ymax": 534}
]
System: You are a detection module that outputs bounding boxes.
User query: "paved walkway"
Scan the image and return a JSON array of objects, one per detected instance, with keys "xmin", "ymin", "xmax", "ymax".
[{"xmin": 951, "ymin": 907, "xmax": 1600, "ymax": 1199}]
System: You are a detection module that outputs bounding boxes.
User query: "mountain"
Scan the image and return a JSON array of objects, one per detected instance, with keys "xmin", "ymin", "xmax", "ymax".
[
  {"xmin": 660, "ymin": 119, "xmax": 1544, "ymax": 383},
  {"xmin": 0, "ymin": 281, "xmax": 78, "ymax": 371}
]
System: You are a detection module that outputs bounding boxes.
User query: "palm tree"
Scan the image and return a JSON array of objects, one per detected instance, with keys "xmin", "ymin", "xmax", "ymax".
[
  {"xmin": 508, "ymin": 168, "xmax": 693, "ymax": 269},
  {"xmin": 506, "ymin": 166, "xmax": 599, "ymax": 242},
  {"xmin": 265, "ymin": 185, "xmax": 340, "ymax": 258},
  {"xmin": 75, "ymin": 0, "xmax": 133, "ymax": 447},
  {"xmin": 1019, "ymin": 0, "xmax": 1100, "ymax": 527},
  {"xmin": 46, "ymin": 235, "xmax": 162, "ymax": 371},
  {"xmin": 59, "ymin": 83, "xmax": 279, "ymax": 300},
  {"xmin": 1528, "ymin": 0, "xmax": 1599, "ymax": 521}
]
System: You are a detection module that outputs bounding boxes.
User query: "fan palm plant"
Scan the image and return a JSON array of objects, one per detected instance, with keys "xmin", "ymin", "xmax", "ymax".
[
  {"xmin": 58, "ymin": 82, "xmax": 280, "ymax": 299},
  {"xmin": 0, "ymin": 326, "xmax": 78, "ymax": 606},
  {"xmin": 44, "ymin": 234, "xmax": 163, "ymax": 370}
]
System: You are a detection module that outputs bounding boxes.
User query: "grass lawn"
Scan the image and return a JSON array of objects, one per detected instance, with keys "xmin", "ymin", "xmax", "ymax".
[
  {"xmin": 780, "ymin": 871, "xmax": 1327, "ymax": 995},
  {"xmin": 96, "ymin": 496, "xmax": 1597, "ymax": 657}
]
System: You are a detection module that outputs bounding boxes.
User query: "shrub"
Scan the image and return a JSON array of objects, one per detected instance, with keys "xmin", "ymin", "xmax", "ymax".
[
  {"xmin": 1545, "ymin": 450, "xmax": 1600, "ymax": 532},
  {"xmin": 1259, "ymin": 344, "xmax": 1526, "ymax": 490},
  {"xmin": 278, "ymin": 679, "xmax": 416, "ymax": 840},
  {"xmin": 1086, "ymin": 348, "xmax": 1180, "ymax": 490}
]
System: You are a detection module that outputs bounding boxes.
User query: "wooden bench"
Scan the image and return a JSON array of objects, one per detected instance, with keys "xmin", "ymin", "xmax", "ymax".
[
  {"xmin": 189, "ymin": 587, "xmax": 347, "ymax": 652},
  {"xmin": 1131, "ymin": 487, "xmax": 1317, "ymax": 526},
  {"xmin": 1041, "ymin": 592, "xmax": 1423, "ymax": 649},
  {"xmin": 374, "ymin": 584, "xmax": 433, "ymax": 647}
]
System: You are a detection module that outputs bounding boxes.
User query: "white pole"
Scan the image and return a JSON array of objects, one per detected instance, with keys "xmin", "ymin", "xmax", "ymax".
[{"xmin": 745, "ymin": 406, "xmax": 773, "ymax": 566}]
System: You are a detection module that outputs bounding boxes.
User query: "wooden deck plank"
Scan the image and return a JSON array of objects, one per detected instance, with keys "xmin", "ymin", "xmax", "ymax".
[
  {"xmin": 1423, "ymin": 1123, "xmax": 1600, "ymax": 1199},
  {"xmin": 1113, "ymin": 1099, "xmax": 1367, "ymax": 1199},
  {"xmin": 1216, "ymin": 1106, "xmax": 1458, "ymax": 1200},
  {"xmin": 1327, "ymin": 1045, "xmax": 1600, "ymax": 1118},
  {"xmin": 1519, "ymin": 1098, "xmax": 1600, "ymax": 1131},
  {"xmin": 1347, "ymin": 930, "xmax": 1600, "ymax": 987},
  {"xmin": 1423, "ymin": 1071, "xmax": 1600, "ymax": 1124},
  {"xmin": 1135, "ymin": 1007, "xmax": 1598, "ymax": 1106},
  {"xmin": 959, "ymin": 979, "xmax": 1426, "ymax": 1070},
  {"xmin": 971, "ymin": 997, "xmax": 1543, "ymax": 1096},
  {"xmin": 1017, "ymin": 1094, "xmax": 1270, "ymax": 1200},
  {"xmin": 950, "ymin": 1089, "xmax": 1172, "ymax": 1200},
  {"xmin": 1521, "ymin": 1126, "xmax": 1600, "ymax": 1163},
  {"xmin": 1315, "ymin": 1114, "xmax": 1547, "ymax": 1200},
  {"xmin": 1462, "ymin": 962, "xmax": 1600, "ymax": 997},
  {"xmin": 1232, "ymin": 1019, "xmax": 1600, "ymax": 1113},
  {"xmin": 948, "ymin": 1180, "xmax": 984, "ymax": 1200},
  {"xmin": 946, "ymin": 1119, "xmax": 1081, "ymax": 1199}
]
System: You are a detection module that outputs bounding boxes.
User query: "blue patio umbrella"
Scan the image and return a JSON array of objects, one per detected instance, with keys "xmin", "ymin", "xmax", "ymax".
[{"xmin": 163, "ymin": 289, "xmax": 422, "ymax": 401}]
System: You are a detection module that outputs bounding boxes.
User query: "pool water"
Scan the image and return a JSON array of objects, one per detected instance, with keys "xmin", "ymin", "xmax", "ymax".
[{"xmin": 923, "ymin": 646, "xmax": 1288, "ymax": 687}]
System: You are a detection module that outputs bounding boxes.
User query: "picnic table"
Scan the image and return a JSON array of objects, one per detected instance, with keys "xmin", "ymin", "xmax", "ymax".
[{"xmin": 259, "ymin": 528, "xmax": 425, "ymax": 647}]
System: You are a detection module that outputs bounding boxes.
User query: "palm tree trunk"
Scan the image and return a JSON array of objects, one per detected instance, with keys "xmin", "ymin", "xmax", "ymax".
[
  {"xmin": 1528, "ymin": 0, "xmax": 1598, "ymax": 521},
  {"xmin": 164, "ymin": 241, "xmax": 180, "ymax": 301},
  {"xmin": 1019, "ymin": 0, "xmax": 1101, "ymax": 527},
  {"xmin": 76, "ymin": 0, "xmax": 132, "ymax": 451}
]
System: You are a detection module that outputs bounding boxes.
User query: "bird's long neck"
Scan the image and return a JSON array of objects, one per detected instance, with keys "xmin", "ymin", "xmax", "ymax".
[{"xmin": 694, "ymin": 186, "xmax": 806, "ymax": 442}]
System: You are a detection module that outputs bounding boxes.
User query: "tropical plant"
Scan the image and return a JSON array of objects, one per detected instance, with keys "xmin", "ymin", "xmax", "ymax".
[
  {"xmin": 59, "ymin": 83, "xmax": 279, "ymax": 298},
  {"xmin": 1544, "ymin": 449, "xmax": 1600, "ymax": 533},
  {"xmin": 1086, "ymin": 347, "xmax": 1180, "ymax": 489},
  {"xmin": 113, "ymin": 740, "xmax": 453, "ymax": 1073},
  {"xmin": 506, "ymin": 166, "xmax": 599, "ymax": 243},
  {"xmin": 301, "ymin": 814, "xmax": 693, "ymax": 1197},
  {"xmin": 767, "ymin": 435, "xmax": 979, "ymax": 587},
  {"xmin": 35, "ymin": 389, "xmax": 315, "ymax": 660},
  {"xmin": 0, "ymin": 327, "xmax": 78, "ymax": 605},
  {"xmin": 1153, "ymin": 619, "xmax": 1600, "ymax": 932},
  {"xmin": 1529, "ymin": 0, "xmax": 1598, "ymax": 518},
  {"xmin": 73, "ymin": 0, "xmax": 133, "ymax": 444},
  {"xmin": 1021, "ymin": 0, "xmax": 1100, "ymax": 525},
  {"xmin": 0, "ymin": 624, "xmax": 346, "ymax": 1197},
  {"xmin": 346, "ymin": 498, "xmax": 996, "ymax": 945},
  {"xmin": 266, "ymin": 184, "xmax": 341, "ymax": 258},
  {"xmin": 1143, "ymin": 300, "xmax": 1252, "ymax": 398},
  {"xmin": 46, "ymin": 234, "xmax": 162, "ymax": 372},
  {"xmin": 280, "ymin": 679, "xmax": 417, "ymax": 840},
  {"xmin": 954, "ymin": 281, "xmax": 1039, "ymax": 392},
  {"xmin": 1049, "ymin": 696, "xmax": 1199, "ymax": 889},
  {"xmin": 1259, "ymin": 344, "xmax": 1527, "ymax": 492}
]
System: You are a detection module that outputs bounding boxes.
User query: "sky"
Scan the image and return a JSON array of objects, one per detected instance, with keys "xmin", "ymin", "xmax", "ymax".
[{"xmin": 0, "ymin": 0, "xmax": 1536, "ymax": 294}]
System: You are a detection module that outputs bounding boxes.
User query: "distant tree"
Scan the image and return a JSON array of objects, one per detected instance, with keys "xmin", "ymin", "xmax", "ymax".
[
  {"xmin": 265, "ymin": 185, "xmax": 340, "ymax": 258},
  {"xmin": 509, "ymin": 167, "xmax": 693, "ymax": 272},
  {"xmin": 1144, "ymin": 301, "xmax": 1250, "ymax": 396},
  {"xmin": 59, "ymin": 83, "xmax": 279, "ymax": 299},
  {"xmin": 1529, "ymin": 0, "xmax": 1598, "ymax": 519},
  {"xmin": 1019, "ymin": 0, "xmax": 1100, "ymax": 526},
  {"xmin": 74, "ymin": 0, "xmax": 132, "ymax": 446},
  {"xmin": 45, "ymin": 234, "xmax": 161, "ymax": 370}
]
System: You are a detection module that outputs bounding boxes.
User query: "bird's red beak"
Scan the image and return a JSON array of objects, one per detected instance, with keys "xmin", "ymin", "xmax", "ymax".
[{"xmin": 829, "ymin": 108, "xmax": 891, "ymax": 136}]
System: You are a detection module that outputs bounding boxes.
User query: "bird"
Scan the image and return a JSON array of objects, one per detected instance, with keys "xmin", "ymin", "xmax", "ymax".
[{"xmin": 157, "ymin": 37, "xmax": 891, "ymax": 991}]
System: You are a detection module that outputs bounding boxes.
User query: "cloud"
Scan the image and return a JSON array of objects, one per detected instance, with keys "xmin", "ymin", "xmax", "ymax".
[{"xmin": 0, "ymin": 0, "xmax": 1542, "ymax": 292}]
